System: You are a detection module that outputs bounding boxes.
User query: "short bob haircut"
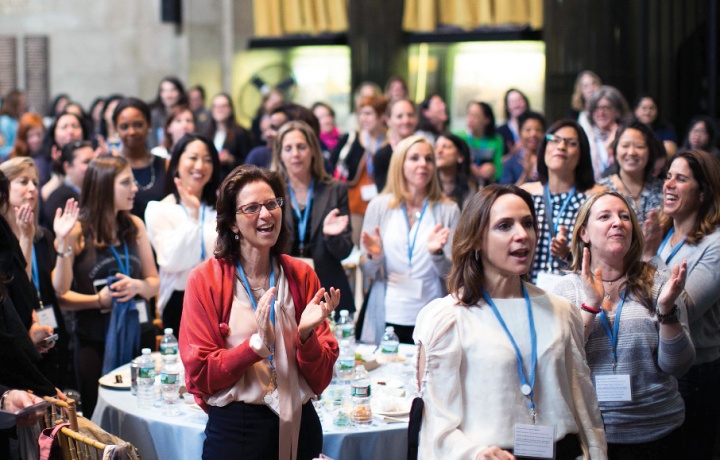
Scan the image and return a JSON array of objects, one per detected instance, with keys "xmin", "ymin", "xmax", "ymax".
[
  {"xmin": 610, "ymin": 120, "xmax": 663, "ymax": 181},
  {"xmin": 272, "ymin": 120, "xmax": 332, "ymax": 183},
  {"xmin": 570, "ymin": 70, "xmax": 602, "ymax": 112},
  {"xmin": 383, "ymin": 135, "xmax": 444, "ymax": 207},
  {"xmin": 660, "ymin": 149, "xmax": 720, "ymax": 245},
  {"xmin": 447, "ymin": 184, "xmax": 538, "ymax": 306},
  {"xmin": 0, "ymin": 157, "xmax": 42, "ymax": 240},
  {"xmin": 112, "ymin": 97, "xmax": 151, "ymax": 127},
  {"xmin": 59, "ymin": 140, "xmax": 93, "ymax": 174},
  {"xmin": 587, "ymin": 85, "xmax": 630, "ymax": 127},
  {"xmin": 214, "ymin": 165, "xmax": 290, "ymax": 263},
  {"xmin": 536, "ymin": 119, "xmax": 596, "ymax": 192},
  {"xmin": 79, "ymin": 155, "xmax": 137, "ymax": 248},
  {"xmin": 164, "ymin": 133, "xmax": 222, "ymax": 208},
  {"xmin": 358, "ymin": 95, "xmax": 388, "ymax": 118},
  {"xmin": 569, "ymin": 190, "xmax": 656, "ymax": 312}
]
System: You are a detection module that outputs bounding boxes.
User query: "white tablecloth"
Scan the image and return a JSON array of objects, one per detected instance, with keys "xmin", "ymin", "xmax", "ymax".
[{"xmin": 92, "ymin": 344, "xmax": 416, "ymax": 460}]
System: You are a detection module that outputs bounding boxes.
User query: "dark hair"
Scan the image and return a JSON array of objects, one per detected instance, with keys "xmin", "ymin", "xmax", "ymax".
[
  {"xmin": 214, "ymin": 165, "xmax": 290, "ymax": 262},
  {"xmin": 270, "ymin": 102, "xmax": 321, "ymax": 136},
  {"xmin": 165, "ymin": 133, "xmax": 221, "ymax": 209},
  {"xmin": 436, "ymin": 132, "xmax": 471, "ymax": 178},
  {"xmin": 206, "ymin": 93, "xmax": 241, "ymax": 146},
  {"xmin": 417, "ymin": 94, "xmax": 446, "ymax": 135},
  {"xmin": 537, "ymin": 119, "xmax": 596, "ymax": 192},
  {"xmin": 660, "ymin": 149, "xmax": 720, "ymax": 245},
  {"xmin": 0, "ymin": 90, "xmax": 25, "ymax": 118},
  {"xmin": 447, "ymin": 184, "xmax": 538, "ymax": 306},
  {"xmin": 468, "ymin": 101, "xmax": 497, "ymax": 137},
  {"xmin": 99, "ymin": 94, "xmax": 124, "ymax": 138},
  {"xmin": 58, "ymin": 140, "xmax": 93, "ymax": 175},
  {"xmin": 518, "ymin": 111, "xmax": 547, "ymax": 132},
  {"xmin": 682, "ymin": 115, "xmax": 717, "ymax": 150},
  {"xmin": 189, "ymin": 85, "xmax": 206, "ymax": 101},
  {"xmin": 43, "ymin": 112, "xmax": 90, "ymax": 165},
  {"xmin": 152, "ymin": 76, "xmax": 187, "ymax": 110},
  {"xmin": 47, "ymin": 94, "xmax": 70, "ymax": 118},
  {"xmin": 79, "ymin": 155, "xmax": 138, "ymax": 248},
  {"xmin": 0, "ymin": 170, "xmax": 8, "ymax": 302},
  {"xmin": 611, "ymin": 120, "xmax": 663, "ymax": 181},
  {"xmin": 632, "ymin": 94, "xmax": 665, "ymax": 131},
  {"xmin": 162, "ymin": 104, "xmax": 196, "ymax": 150},
  {"xmin": 503, "ymin": 88, "xmax": 530, "ymax": 121},
  {"xmin": 311, "ymin": 101, "xmax": 335, "ymax": 119},
  {"xmin": 112, "ymin": 97, "xmax": 151, "ymax": 127}
]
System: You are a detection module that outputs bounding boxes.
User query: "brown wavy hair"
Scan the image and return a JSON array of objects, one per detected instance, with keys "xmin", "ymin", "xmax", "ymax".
[
  {"xmin": 9, "ymin": 112, "xmax": 44, "ymax": 158},
  {"xmin": 272, "ymin": 121, "xmax": 332, "ymax": 184},
  {"xmin": 569, "ymin": 190, "xmax": 656, "ymax": 312},
  {"xmin": 447, "ymin": 184, "xmax": 538, "ymax": 306},
  {"xmin": 214, "ymin": 165, "xmax": 290, "ymax": 263}
]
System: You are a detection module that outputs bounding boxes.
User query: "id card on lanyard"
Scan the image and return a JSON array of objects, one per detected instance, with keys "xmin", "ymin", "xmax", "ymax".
[
  {"xmin": 595, "ymin": 293, "xmax": 632, "ymax": 402},
  {"xmin": 31, "ymin": 245, "xmax": 58, "ymax": 329},
  {"xmin": 108, "ymin": 242, "xmax": 149, "ymax": 324}
]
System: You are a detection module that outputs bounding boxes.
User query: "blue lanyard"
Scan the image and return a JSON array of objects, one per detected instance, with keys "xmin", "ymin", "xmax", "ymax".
[
  {"xmin": 363, "ymin": 132, "xmax": 384, "ymax": 177},
  {"xmin": 599, "ymin": 292, "xmax": 626, "ymax": 372},
  {"xmin": 31, "ymin": 245, "xmax": 44, "ymax": 308},
  {"xmin": 482, "ymin": 283, "xmax": 538, "ymax": 422},
  {"xmin": 64, "ymin": 179, "xmax": 81, "ymax": 195},
  {"xmin": 657, "ymin": 227, "xmax": 686, "ymax": 265},
  {"xmin": 180, "ymin": 203, "xmax": 207, "ymax": 261},
  {"xmin": 288, "ymin": 180, "xmax": 314, "ymax": 254},
  {"xmin": 543, "ymin": 184, "xmax": 576, "ymax": 236},
  {"xmin": 108, "ymin": 241, "xmax": 130, "ymax": 276},
  {"xmin": 236, "ymin": 260, "xmax": 276, "ymax": 367},
  {"xmin": 401, "ymin": 199, "xmax": 429, "ymax": 269}
]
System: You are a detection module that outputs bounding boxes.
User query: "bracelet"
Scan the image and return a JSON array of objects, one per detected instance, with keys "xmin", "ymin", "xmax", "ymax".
[
  {"xmin": 0, "ymin": 389, "xmax": 12, "ymax": 410},
  {"xmin": 657, "ymin": 304, "xmax": 680, "ymax": 324},
  {"xmin": 581, "ymin": 303, "xmax": 602, "ymax": 314},
  {"xmin": 56, "ymin": 245, "xmax": 73, "ymax": 258}
]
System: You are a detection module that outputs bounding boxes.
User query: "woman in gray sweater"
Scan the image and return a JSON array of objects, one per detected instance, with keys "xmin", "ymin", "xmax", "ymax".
[
  {"xmin": 554, "ymin": 190, "xmax": 694, "ymax": 459},
  {"xmin": 642, "ymin": 149, "xmax": 720, "ymax": 460}
]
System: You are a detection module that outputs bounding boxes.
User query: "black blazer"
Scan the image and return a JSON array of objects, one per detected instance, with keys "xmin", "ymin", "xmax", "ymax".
[{"xmin": 284, "ymin": 180, "xmax": 355, "ymax": 313}]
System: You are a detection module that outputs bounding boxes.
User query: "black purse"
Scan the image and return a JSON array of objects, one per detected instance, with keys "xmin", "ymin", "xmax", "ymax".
[{"xmin": 407, "ymin": 397, "xmax": 424, "ymax": 460}]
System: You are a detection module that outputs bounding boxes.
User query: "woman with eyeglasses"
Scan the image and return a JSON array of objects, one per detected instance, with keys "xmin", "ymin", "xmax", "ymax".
[
  {"xmin": 180, "ymin": 165, "xmax": 339, "ymax": 459},
  {"xmin": 586, "ymin": 86, "xmax": 631, "ymax": 181},
  {"xmin": 642, "ymin": 149, "xmax": 720, "ymax": 460},
  {"xmin": 273, "ymin": 121, "xmax": 355, "ymax": 314},
  {"xmin": 521, "ymin": 120, "xmax": 605, "ymax": 289},
  {"xmin": 145, "ymin": 134, "xmax": 221, "ymax": 338}
]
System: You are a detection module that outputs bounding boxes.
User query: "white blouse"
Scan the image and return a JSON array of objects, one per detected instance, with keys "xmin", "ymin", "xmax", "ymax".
[{"xmin": 413, "ymin": 283, "xmax": 607, "ymax": 459}]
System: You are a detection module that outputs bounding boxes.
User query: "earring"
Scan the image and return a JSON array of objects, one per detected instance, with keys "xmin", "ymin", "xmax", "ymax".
[
  {"xmin": 234, "ymin": 234, "xmax": 239, "ymax": 240},
  {"xmin": 474, "ymin": 250, "xmax": 480, "ymax": 261}
]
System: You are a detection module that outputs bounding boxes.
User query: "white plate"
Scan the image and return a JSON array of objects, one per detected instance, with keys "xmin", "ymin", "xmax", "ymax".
[
  {"xmin": 374, "ymin": 409, "xmax": 410, "ymax": 417},
  {"xmin": 99, "ymin": 370, "xmax": 131, "ymax": 390}
]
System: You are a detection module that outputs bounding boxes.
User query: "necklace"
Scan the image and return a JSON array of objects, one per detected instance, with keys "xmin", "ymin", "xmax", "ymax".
[
  {"xmin": 617, "ymin": 173, "xmax": 643, "ymax": 201},
  {"xmin": 602, "ymin": 274, "xmax": 626, "ymax": 300},
  {"xmin": 133, "ymin": 156, "xmax": 156, "ymax": 192}
]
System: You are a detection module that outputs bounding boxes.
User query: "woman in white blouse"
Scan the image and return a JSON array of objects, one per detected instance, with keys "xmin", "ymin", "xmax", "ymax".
[
  {"xmin": 145, "ymin": 133, "xmax": 221, "ymax": 337},
  {"xmin": 414, "ymin": 184, "xmax": 607, "ymax": 459}
]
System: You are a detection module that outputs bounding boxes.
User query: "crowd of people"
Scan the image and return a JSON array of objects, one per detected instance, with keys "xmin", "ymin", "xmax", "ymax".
[{"xmin": 0, "ymin": 70, "xmax": 719, "ymax": 460}]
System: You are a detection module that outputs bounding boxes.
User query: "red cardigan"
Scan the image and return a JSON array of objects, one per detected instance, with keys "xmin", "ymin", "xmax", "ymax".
[{"xmin": 179, "ymin": 255, "xmax": 339, "ymax": 411}]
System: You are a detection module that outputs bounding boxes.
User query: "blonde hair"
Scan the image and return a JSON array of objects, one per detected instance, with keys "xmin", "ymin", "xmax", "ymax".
[
  {"xmin": 383, "ymin": 135, "xmax": 445, "ymax": 208},
  {"xmin": 0, "ymin": 156, "xmax": 42, "ymax": 240},
  {"xmin": 571, "ymin": 70, "xmax": 602, "ymax": 112},
  {"xmin": 272, "ymin": 120, "xmax": 332, "ymax": 183}
]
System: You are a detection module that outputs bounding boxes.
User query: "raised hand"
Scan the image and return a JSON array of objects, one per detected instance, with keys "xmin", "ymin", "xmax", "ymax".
[
  {"xmin": 323, "ymin": 208, "xmax": 349, "ymax": 236},
  {"xmin": 174, "ymin": 177, "xmax": 201, "ymax": 218},
  {"xmin": 361, "ymin": 226, "xmax": 383, "ymax": 259},
  {"xmin": 14, "ymin": 203, "xmax": 35, "ymax": 239},
  {"xmin": 580, "ymin": 247, "xmax": 604, "ymax": 308},
  {"xmin": 642, "ymin": 210, "xmax": 662, "ymax": 259},
  {"xmin": 53, "ymin": 198, "xmax": 79, "ymax": 242},
  {"xmin": 427, "ymin": 223, "xmax": 450, "ymax": 254},
  {"xmin": 255, "ymin": 287, "xmax": 277, "ymax": 349},
  {"xmin": 550, "ymin": 225, "xmax": 570, "ymax": 259},
  {"xmin": 657, "ymin": 260, "xmax": 687, "ymax": 314},
  {"xmin": 299, "ymin": 287, "xmax": 340, "ymax": 342}
]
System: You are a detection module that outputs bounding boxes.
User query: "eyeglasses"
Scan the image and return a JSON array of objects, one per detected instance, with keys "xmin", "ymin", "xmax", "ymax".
[
  {"xmin": 546, "ymin": 134, "xmax": 579, "ymax": 149},
  {"xmin": 236, "ymin": 197, "xmax": 284, "ymax": 215},
  {"xmin": 594, "ymin": 105, "xmax": 615, "ymax": 113}
]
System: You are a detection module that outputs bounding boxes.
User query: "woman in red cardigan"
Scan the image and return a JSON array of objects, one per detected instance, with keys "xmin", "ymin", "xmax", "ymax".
[{"xmin": 180, "ymin": 164, "xmax": 339, "ymax": 460}]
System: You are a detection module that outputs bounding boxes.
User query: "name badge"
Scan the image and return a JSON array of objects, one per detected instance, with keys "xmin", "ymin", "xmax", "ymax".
[
  {"xmin": 386, "ymin": 276, "xmax": 423, "ymax": 301},
  {"xmin": 135, "ymin": 300, "xmax": 149, "ymax": 324},
  {"xmin": 360, "ymin": 184, "xmax": 378, "ymax": 202},
  {"xmin": 514, "ymin": 423, "xmax": 555, "ymax": 459},
  {"xmin": 595, "ymin": 374, "xmax": 632, "ymax": 402},
  {"xmin": 36, "ymin": 307, "xmax": 58, "ymax": 329},
  {"xmin": 264, "ymin": 388, "xmax": 280, "ymax": 415},
  {"xmin": 296, "ymin": 257, "xmax": 315, "ymax": 269},
  {"xmin": 534, "ymin": 271, "xmax": 564, "ymax": 292}
]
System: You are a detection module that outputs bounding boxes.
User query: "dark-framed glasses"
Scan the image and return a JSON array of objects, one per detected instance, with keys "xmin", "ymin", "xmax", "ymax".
[
  {"xmin": 236, "ymin": 197, "xmax": 284, "ymax": 215},
  {"xmin": 546, "ymin": 134, "xmax": 579, "ymax": 149}
]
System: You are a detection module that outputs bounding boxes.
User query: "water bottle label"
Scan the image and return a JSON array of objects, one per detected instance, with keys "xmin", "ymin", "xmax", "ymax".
[
  {"xmin": 161, "ymin": 373, "xmax": 178, "ymax": 384},
  {"xmin": 160, "ymin": 344, "xmax": 178, "ymax": 355},
  {"xmin": 351, "ymin": 385, "xmax": 371, "ymax": 397},
  {"xmin": 138, "ymin": 367, "xmax": 156, "ymax": 379},
  {"xmin": 341, "ymin": 328, "xmax": 354, "ymax": 338},
  {"xmin": 339, "ymin": 359, "xmax": 355, "ymax": 371},
  {"xmin": 381, "ymin": 343, "xmax": 399, "ymax": 354}
]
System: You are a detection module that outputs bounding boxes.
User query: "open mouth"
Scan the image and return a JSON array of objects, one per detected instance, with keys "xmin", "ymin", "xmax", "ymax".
[
  {"xmin": 257, "ymin": 224, "xmax": 274, "ymax": 234},
  {"xmin": 510, "ymin": 248, "xmax": 530, "ymax": 259},
  {"xmin": 664, "ymin": 193, "xmax": 678, "ymax": 206}
]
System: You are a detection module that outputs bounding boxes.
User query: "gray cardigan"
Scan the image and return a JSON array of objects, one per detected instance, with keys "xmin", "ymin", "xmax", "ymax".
[{"xmin": 359, "ymin": 193, "xmax": 459, "ymax": 343}]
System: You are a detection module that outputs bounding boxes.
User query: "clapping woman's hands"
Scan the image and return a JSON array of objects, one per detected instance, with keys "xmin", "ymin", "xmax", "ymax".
[
  {"xmin": 174, "ymin": 177, "xmax": 201, "ymax": 219},
  {"xmin": 299, "ymin": 287, "xmax": 340, "ymax": 342},
  {"xmin": 657, "ymin": 260, "xmax": 687, "ymax": 314},
  {"xmin": 361, "ymin": 226, "xmax": 383, "ymax": 259},
  {"xmin": 255, "ymin": 287, "xmax": 277, "ymax": 349},
  {"xmin": 322, "ymin": 208, "xmax": 349, "ymax": 236},
  {"xmin": 580, "ymin": 247, "xmax": 604, "ymax": 308},
  {"xmin": 427, "ymin": 224, "xmax": 450, "ymax": 254},
  {"xmin": 642, "ymin": 210, "xmax": 662, "ymax": 260}
]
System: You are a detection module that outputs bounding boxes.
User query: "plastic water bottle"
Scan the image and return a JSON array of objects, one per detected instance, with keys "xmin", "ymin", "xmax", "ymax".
[
  {"xmin": 159, "ymin": 328, "xmax": 179, "ymax": 362},
  {"xmin": 160, "ymin": 358, "xmax": 182, "ymax": 415},
  {"xmin": 336, "ymin": 339, "xmax": 356, "ymax": 383},
  {"xmin": 336, "ymin": 310, "xmax": 355, "ymax": 347},
  {"xmin": 351, "ymin": 365, "xmax": 372, "ymax": 425},
  {"xmin": 380, "ymin": 326, "xmax": 400, "ymax": 363},
  {"xmin": 136, "ymin": 348, "xmax": 156, "ymax": 408}
]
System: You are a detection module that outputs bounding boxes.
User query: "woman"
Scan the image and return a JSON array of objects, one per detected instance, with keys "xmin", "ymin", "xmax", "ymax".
[
  {"xmin": 0, "ymin": 157, "xmax": 79, "ymax": 388},
  {"xmin": 586, "ymin": 86, "xmax": 631, "ymax": 180},
  {"xmin": 58, "ymin": 155, "xmax": 159, "ymax": 418},
  {"xmin": 331, "ymin": 94, "xmax": 388, "ymax": 243},
  {"xmin": 149, "ymin": 76, "xmax": 186, "ymax": 148},
  {"xmin": 497, "ymin": 88, "xmax": 530, "ymax": 156},
  {"xmin": 8, "ymin": 113, "xmax": 46, "ymax": 179},
  {"xmin": 434, "ymin": 132, "xmax": 476, "ymax": 210},
  {"xmin": 554, "ymin": 191, "xmax": 694, "ymax": 458},
  {"xmin": 42, "ymin": 140, "xmax": 94, "ymax": 228},
  {"xmin": 598, "ymin": 121, "xmax": 663, "ymax": 224},
  {"xmin": 633, "ymin": 94, "xmax": 677, "ymax": 157},
  {"xmin": 521, "ymin": 120, "xmax": 605, "ymax": 288},
  {"xmin": 0, "ymin": 89, "xmax": 26, "ymax": 159},
  {"xmin": 360, "ymin": 135, "xmax": 459, "ymax": 344},
  {"xmin": 205, "ymin": 93, "xmax": 254, "ymax": 179},
  {"xmin": 113, "ymin": 97, "xmax": 167, "ymax": 219},
  {"xmin": 384, "ymin": 75, "xmax": 409, "ymax": 103},
  {"xmin": 150, "ymin": 104, "xmax": 196, "ymax": 160},
  {"xmin": 569, "ymin": 71, "xmax": 602, "ymax": 134},
  {"xmin": 373, "ymin": 98, "xmax": 419, "ymax": 192},
  {"xmin": 642, "ymin": 149, "xmax": 720, "ymax": 460},
  {"xmin": 180, "ymin": 165, "xmax": 338, "ymax": 459},
  {"xmin": 311, "ymin": 102, "xmax": 341, "ymax": 151},
  {"xmin": 500, "ymin": 111, "xmax": 546, "ymax": 186},
  {"xmin": 416, "ymin": 94, "xmax": 448, "ymax": 143},
  {"xmin": 681, "ymin": 116, "xmax": 720, "ymax": 160},
  {"xmin": 414, "ymin": 185, "xmax": 606, "ymax": 459},
  {"xmin": 273, "ymin": 121, "xmax": 354, "ymax": 314},
  {"xmin": 39, "ymin": 112, "xmax": 88, "ymax": 201},
  {"xmin": 145, "ymin": 134, "xmax": 221, "ymax": 337},
  {"xmin": 457, "ymin": 101, "xmax": 504, "ymax": 184},
  {"xmin": 99, "ymin": 94, "xmax": 123, "ymax": 154}
]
